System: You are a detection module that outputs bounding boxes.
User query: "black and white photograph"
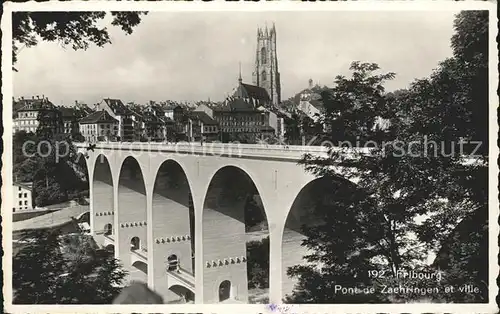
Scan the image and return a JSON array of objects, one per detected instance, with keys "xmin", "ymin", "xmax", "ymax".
[{"xmin": 2, "ymin": 1, "xmax": 498, "ymax": 313}]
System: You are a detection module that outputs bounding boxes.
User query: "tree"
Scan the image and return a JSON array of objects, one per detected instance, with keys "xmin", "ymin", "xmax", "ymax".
[
  {"xmin": 12, "ymin": 11, "xmax": 147, "ymax": 69},
  {"xmin": 13, "ymin": 129, "xmax": 89, "ymax": 206},
  {"xmin": 13, "ymin": 229, "xmax": 127, "ymax": 304},
  {"xmin": 318, "ymin": 61, "xmax": 395, "ymax": 145},
  {"xmin": 247, "ymin": 237, "xmax": 270, "ymax": 290},
  {"xmin": 289, "ymin": 11, "xmax": 488, "ymax": 303}
]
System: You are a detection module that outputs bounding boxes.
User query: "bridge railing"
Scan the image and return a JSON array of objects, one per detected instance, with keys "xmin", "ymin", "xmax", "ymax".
[
  {"xmin": 167, "ymin": 267, "xmax": 195, "ymax": 288},
  {"xmin": 75, "ymin": 141, "xmax": 485, "ymax": 166},
  {"xmin": 75, "ymin": 141, "xmax": 369, "ymax": 159}
]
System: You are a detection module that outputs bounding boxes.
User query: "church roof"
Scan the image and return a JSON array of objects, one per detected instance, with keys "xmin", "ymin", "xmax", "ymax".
[
  {"xmin": 233, "ymin": 83, "xmax": 270, "ymax": 102},
  {"xmin": 228, "ymin": 98, "xmax": 255, "ymax": 111}
]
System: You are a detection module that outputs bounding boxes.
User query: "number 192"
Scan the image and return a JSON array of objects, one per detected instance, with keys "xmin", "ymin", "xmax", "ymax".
[{"xmin": 368, "ymin": 270, "xmax": 385, "ymax": 278}]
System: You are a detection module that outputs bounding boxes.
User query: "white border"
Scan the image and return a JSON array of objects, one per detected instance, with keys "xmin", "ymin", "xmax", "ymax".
[{"xmin": 2, "ymin": 1, "xmax": 498, "ymax": 313}]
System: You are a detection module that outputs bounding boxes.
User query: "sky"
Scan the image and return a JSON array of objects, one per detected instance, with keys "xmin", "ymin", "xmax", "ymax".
[{"xmin": 13, "ymin": 10, "xmax": 460, "ymax": 106}]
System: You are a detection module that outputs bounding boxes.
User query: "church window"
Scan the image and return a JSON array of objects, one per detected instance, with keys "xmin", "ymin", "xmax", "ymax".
[
  {"xmin": 261, "ymin": 47, "xmax": 267, "ymax": 64},
  {"xmin": 262, "ymin": 71, "xmax": 267, "ymax": 81}
]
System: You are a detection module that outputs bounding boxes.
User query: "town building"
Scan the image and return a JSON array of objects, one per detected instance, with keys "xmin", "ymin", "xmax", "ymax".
[
  {"xmin": 213, "ymin": 75, "xmax": 285, "ymax": 142},
  {"xmin": 79, "ymin": 110, "xmax": 119, "ymax": 142},
  {"xmin": 173, "ymin": 105, "xmax": 188, "ymax": 141},
  {"xmin": 13, "ymin": 96, "xmax": 63, "ymax": 135},
  {"xmin": 186, "ymin": 111, "xmax": 220, "ymax": 142},
  {"xmin": 58, "ymin": 106, "xmax": 84, "ymax": 136},
  {"xmin": 143, "ymin": 102, "xmax": 175, "ymax": 142},
  {"xmin": 252, "ymin": 23, "xmax": 281, "ymax": 106},
  {"xmin": 13, "ymin": 182, "xmax": 33, "ymax": 212},
  {"xmin": 95, "ymin": 98, "xmax": 136, "ymax": 141}
]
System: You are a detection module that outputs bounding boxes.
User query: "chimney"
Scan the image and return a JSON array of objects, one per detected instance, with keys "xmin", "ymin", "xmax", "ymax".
[
  {"xmin": 36, "ymin": 95, "xmax": 40, "ymax": 99},
  {"xmin": 32, "ymin": 96, "xmax": 34, "ymax": 99},
  {"xmin": 308, "ymin": 78, "xmax": 313, "ymax": 89}
]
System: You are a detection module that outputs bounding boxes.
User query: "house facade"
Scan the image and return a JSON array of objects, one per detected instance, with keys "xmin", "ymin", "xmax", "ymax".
[
  {"xmin": 79, "ymin": 110, "xmax": 119, "ymax": 142},
  {"xmin": 13, "ymin": 182, "xmax": 33, "ymax": 212}
]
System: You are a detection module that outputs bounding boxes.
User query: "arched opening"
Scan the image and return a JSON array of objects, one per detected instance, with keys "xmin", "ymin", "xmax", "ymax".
[
  {"xmin": 219, "ymin": 280, "xmax": 231, "ymax": 302},
  {"xmin": 168, "ymin": 285, "xmax": 195, "ymax": 304},
  {"xmin": 92, "ymin": 154, "xmax": 113, "ymax": 246},
  {"xmin": 104, "ymin": 223, "xmax": 113, "ymax": 236},
  {"xmin": 281, "ymin": 176, "xmax": 367, "ymax": 303},
  {"xmin": 152, "ymin": 160, "xmax": 195, "ymax": 302},
  {"xmin": 202, "ymin": 166, "xmax": 269, "ymax": 303},
  {"xmin": 261, "ymin": 70, "xmax": 267, "ymax": 82},
  {"xmin": 73, "ymin": 153, "xmax": 90, "ymax": 204},
  {"xmin": 130, "ymin": 236, "xmax": 140, "ymax": 251},
  {"xmin": 129, "ymin": 261, "xmax": 148, "ymax": 283},
  {"xmin": 105, "ymin": 244, "xmax": 115, "ymax": 254},
  {"xmin": 118, "ymin": 156, "xmax": 147, "ymax": 282},
  {"xmin": 77, "ymin": 211, "xmax": 90, "ymax": 223},
  {"xmin": 167, "ymin": 254, "xmax": 180, "ymax": 272},
  {"xmin": 260, "ymin": 47, "xmax": 267, "ymax": 64}
]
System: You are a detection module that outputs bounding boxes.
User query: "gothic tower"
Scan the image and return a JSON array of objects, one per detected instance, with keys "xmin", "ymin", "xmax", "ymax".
[{"xmin": 252, "ymin": 23, "xmax": 281, "ymax": 106}]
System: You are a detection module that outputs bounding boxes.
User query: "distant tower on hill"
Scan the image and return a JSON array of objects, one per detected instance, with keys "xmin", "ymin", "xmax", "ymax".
[{"xmin": 252, "ymin": 23, "xmax": 281, "ymax": 106}]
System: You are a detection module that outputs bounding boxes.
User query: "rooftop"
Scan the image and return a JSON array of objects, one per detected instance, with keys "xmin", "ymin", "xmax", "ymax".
[
  {"xmin": 80, "ymin": 110, "xmax": 119, "ymax": 124},
  {"xmin": 233, "ymin": 82, "xmax": 271, "ymax": 102},
  {"xmin": 103, "ymin": 98, "xmax": 130, "ymax": 115},
  {"xmin": 189, "ymin": 111, "xmax": 219, "ymax": 125},
  {"xmin": 13, "ymin": 182, "xmax": 33, "ymax": 191}
]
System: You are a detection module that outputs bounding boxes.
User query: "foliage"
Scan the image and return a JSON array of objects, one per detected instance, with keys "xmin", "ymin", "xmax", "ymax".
[
  {"xmin": 289, "ymin": 11, "xmax": 488, "ymax": 304},
  {"xmin": 247, "ymin": 237, "xmax": 270, "ymax": 289},
  {"xmin": 284, "ymin": 113, "xmax": 324, "ymax": 145},
  {"xmin": 244, "ymin": 196, "xmax": 266, "ymax": 232},
  {"xmin": 13, "ymin": 130, "xmax": 89, "ymax": 207},
  {"xmin": 318, "ymin": 61, "xmax": 395, "ymax": 145},
  {"xmin": 12, "ymin": 11, "xmax": 147, "ymax": 69},
  {"xmin": 13, "ymin": 229, "xmax": 127, "ymax": 304},
  {"xmin": 284, "ymin": 178, "xmax": 390, "ymax": 303}
]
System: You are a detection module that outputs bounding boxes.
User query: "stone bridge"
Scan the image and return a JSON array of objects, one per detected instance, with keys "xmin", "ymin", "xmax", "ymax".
[{"xmin": 76, "ymin": 142, "xmax": 363, "ymax": 304}]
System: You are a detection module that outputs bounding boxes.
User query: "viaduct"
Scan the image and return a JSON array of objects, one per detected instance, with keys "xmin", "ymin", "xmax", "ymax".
[{"xmin": 76, "ymin": 142, "xmax": 360, "ymax": 304}]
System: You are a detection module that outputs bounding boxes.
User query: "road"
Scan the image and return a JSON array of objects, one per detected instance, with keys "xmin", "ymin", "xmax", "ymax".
[{"xmin": 13, "ymin": 205, "xmax": 89, "ymax": 232}]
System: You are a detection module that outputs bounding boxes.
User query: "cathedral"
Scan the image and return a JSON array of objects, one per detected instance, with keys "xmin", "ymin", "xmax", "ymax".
[{"xmin": 252, "ymin": 23, "xmax": 281, "ymax": 106}]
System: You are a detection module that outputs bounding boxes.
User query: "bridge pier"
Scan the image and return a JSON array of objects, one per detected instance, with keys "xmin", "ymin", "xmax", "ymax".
[{"xmin": 269, "ymin": 223, "xmax": 284, "ymax": 303}]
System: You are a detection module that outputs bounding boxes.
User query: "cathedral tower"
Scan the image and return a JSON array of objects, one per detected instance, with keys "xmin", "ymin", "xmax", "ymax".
[{"xmin": 252, "ymin": 23, "xmax": 281, "ymax": 106}]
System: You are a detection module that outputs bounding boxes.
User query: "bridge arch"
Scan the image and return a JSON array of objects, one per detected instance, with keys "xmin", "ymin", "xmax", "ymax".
[
  {"xmin": 202, "ymin": 165, "xmax": 270, "ymax": 303},
  {"xmin": 281, "ymin": 175, "xmax": 363, "ymax": 300},
  {"xmin": 168, "ymin": 284, "xmax": 195, "ymax": 303},
  {"xmin": 151, "ymin": 159, "xmax": 195, "ymax": 298},
  {"xmin": 118, "ymin": 156, "xmax": 148, "ymax": 284},
  {"xmin": 74, "ymin": 152, "xmax": 90, "ymax": 195},
  {"xmin": 92, "ymin": 154, "xmax": 114, "ymax": 243},
  {"xmin": 132, "ymin": 260, "xmax": 148, "ymax": 275}
]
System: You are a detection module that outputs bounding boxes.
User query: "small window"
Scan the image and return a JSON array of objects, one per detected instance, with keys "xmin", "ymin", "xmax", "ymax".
[
  {"xmin": 19, "ymin": 193, "xmax": 22, "ymax": 198},
  {"xmin": 19, "ymin": 187, "xmax": 22, "ymax": 191},
  {"xmin": 24, "ymin": 200, "xmax": 28, "ymax": 205},
  {"xmin": 24, "ymin": 193, "xmax": 27, "ymax": 198},
  {"xmin": 19, "ymin": 201, "xmax": 22, "ymax": 205}
]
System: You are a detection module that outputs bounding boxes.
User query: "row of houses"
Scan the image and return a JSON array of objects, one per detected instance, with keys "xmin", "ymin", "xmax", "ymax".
[{"xmin": 13, "ymin": 78, "xmax": 297, "ymax": 143}]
